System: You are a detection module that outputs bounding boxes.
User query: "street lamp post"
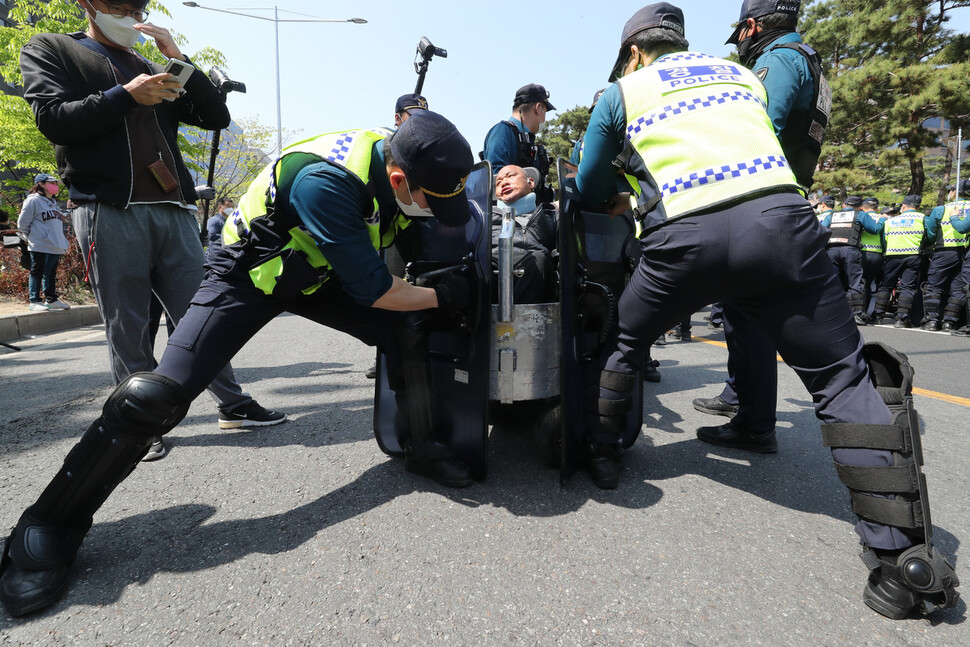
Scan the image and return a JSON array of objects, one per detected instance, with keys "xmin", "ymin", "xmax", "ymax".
[{"xmin": 182, "ymin": 2, "xmax": 366, "ymax": 155}]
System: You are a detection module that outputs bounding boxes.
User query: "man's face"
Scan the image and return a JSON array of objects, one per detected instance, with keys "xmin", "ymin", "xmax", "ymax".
[
  {"xmin": 519, "ymin": 104, "xmax": 546, "ymax": 134},
  {"xmin": 495, "ymin": 165, "xmax": 533, "ymax": 204}
]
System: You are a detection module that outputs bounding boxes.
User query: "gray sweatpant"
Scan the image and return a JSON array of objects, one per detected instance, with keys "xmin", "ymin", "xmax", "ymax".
[{"xmin": 72, "ymin": 202, "xmax": 250, "ymax": 410}]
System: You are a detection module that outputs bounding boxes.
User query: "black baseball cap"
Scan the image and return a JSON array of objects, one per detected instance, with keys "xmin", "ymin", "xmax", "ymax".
[
  {"xmin": 395, "ymin": 93, "xmax": 428, "ymax": 114},
  {"xmin": 727, "ymin": 0, "xmax": 801, "ymax": 45},
  {"xmin": 390, "ymin": 111, "xmax": 474, "ymax": 227},
  {"xmin": 844, "ymin": 196, "xmax": 862, "ymax": 208},
  {"xmin": 819, "ymin": 194, "xmax": 835, "ymax": 207},
  {"xmin": 610, "ymin": 3, "xmax": 686, "ymax": 82},
  {"xmin": 513, "ymin": 84, "xmax": 555, "ymax": 111},
  {"xmin": 861, "ymin": 197, "xmax": 879, "ymax": 207},
  {"xmin": 948, "ymin": 178, "xmax": 970, "ymax": 196},
  {"xmin": 34, "ymin": 173, "xmax": 58, "ymax": 184},
  {"xmin": 901, "ymin": 194, "xmax": 921, "ymax": 207}
]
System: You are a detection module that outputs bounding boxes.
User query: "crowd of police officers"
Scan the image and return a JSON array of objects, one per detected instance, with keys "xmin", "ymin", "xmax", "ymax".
[{"xmin": 0, "ymin": 0, "xmax": 960, "ymax": 626}]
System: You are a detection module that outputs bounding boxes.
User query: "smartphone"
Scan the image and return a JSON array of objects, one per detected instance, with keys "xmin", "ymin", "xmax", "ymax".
[{"xmin": 161, "ymin": 58, "xmax": 195, "ymax": 101}]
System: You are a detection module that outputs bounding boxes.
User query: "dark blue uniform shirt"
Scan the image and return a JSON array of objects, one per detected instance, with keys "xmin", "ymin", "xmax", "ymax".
[
  {"xmin": 277, "ymin": 143, "xmax": 396, "ymax": 306},
  {"xmin": 483, "ymin": 117, "xmax": 529, "ymax": 172}
]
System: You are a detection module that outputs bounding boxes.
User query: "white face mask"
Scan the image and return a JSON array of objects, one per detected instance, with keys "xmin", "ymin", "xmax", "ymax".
[
  {"xmin": 92, "ymin": 9, "xmax": 141, "ymax": 49},
  {"xmin": 395, "ymin": 177, "xmax": 435, "ymax": 218}
]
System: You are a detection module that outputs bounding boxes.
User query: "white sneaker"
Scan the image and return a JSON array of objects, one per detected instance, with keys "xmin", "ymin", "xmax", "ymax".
[
  {"xmin": 28, "ymin": 302, "xmax": 50, "ymax": 312},
  {"xmin": 46, "ymin": 300, "xmax": 70, "ymax": 310}
]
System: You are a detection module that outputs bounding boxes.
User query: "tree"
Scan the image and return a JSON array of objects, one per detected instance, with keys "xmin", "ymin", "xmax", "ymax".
[
  {"xmin": 537, "ymin": 105, "xmax": 592, "ymax": 188},
  {"xmin": 802, "ymin": 0, "xmax": 970, "ymax": 204},
  {"xmin": 180, "ymin": 117, "xmax": 279, "ymax": 218},
  {"xmin": 0, "ymin": 1, "xmax": 226, "ymax": 194}
]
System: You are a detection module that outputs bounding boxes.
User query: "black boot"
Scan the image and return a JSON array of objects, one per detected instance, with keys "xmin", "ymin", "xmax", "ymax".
[
  {"xmin": 404, "ymin": 441, "xmax": 473, "ymax": 488},
  {"xmin": 696, "ymin": 421, "xmax": 777, "ymax": 453},
  {"xmin": 585, "ymin": 440, "xmax": 623, "ymax": 490}
]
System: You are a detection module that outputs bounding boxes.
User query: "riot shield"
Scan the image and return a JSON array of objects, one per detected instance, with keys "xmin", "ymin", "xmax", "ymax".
[
  {"xmin": 557, "ymin": 159, "xmax": 644, "ymax": 484},
  {"xmin": 373, "ymin": 161, "xmax": 492, "ymax": 481}
]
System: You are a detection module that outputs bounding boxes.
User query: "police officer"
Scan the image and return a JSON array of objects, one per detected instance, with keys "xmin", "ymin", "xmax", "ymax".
[
  {"xmin": 0, "ymin": 111, "xmax": 478, "ymax": 617},
  {"xmin": 815, "ymin": 194, "xmax": 835, "ymax": 221},
  {"xmin": 859, "ymin": 196, "xmax": 885, "ymax": 314},
  {"xmin": 482, "ymin": 84, "xmax": 555, "ymax": 200},
  {"xmin": 872, "ymin": 195, "xmax": 935, "ymax": 328},
  {"xmin": 394, "ymin": 92, "xmax": 428, "ymax": 127},
  {"xmin": 575, "ymin": 2, "xmax": 957, "ymax": 618},
  {"xmin": 948, "ymin": 205, "xmax": 970, "ymax": 334},
  {"xmin": 820, "ymin": 195, "xmax": 883, "ymax": 325},
  {"xmin": 692, "ymin": 0, "xmax": 830, "ymax": 449},
  {"xmin": 921, "ymin": 180, "xmax": 970, "ymax": 331}
]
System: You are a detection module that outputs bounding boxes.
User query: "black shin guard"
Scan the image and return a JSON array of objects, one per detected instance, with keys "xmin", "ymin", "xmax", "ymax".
[
  {"xmin": 847, "ymin": 291, "xmax": 865, "ymax": 315},
  {"xmin": 590, "ymin": 369, "xmax": 636, "ymax": 442},
  {"xmin": 821, "ymin": 343, "xmax": 959, "ymax": 617},
  {"xmin": 5, "ymin": 373, "xmax": 190, "ymax": 570},
  {"xmin": 873, "ymin": 290, "xmax": 891, "ymax": 318}
]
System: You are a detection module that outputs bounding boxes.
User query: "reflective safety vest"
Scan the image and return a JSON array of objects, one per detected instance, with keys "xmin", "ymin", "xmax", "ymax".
[
  {"xmin": 859, "ymin": 213, "xmax": 883, "ymax": 254},
  {"xmin": 883, "ymin": 212, "xmax": 925, "ymax": 256},
  {"xmin": 223, "ymin": 128, "xmax": 407, "ymax": 296},
  {"xmin": 936, "ymin": 201, "xmax": 970, "ymax": 250},
  {"xmin": 817, "ymin": 208, "xmax": 831, "ymax": 223},
  {"xmin": 826, "ymin": 209, "xmax": 861, "ymax": 247},
  {"xmin": 617, "ymin": 52, "xmax": 802, "ymax": 222}
]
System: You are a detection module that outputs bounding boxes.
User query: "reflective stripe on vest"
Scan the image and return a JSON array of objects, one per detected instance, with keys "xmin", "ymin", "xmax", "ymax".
[
  {"xmin": 223, "ymin": 128, "xmax": 402, "ymax": 296},
  {"xmin": 939, "ymin": 201, "xmax": 970, "ymax": 249},
  {"xmin": 859, "ymin": 213, "xmax": 884, "ymax": 253},
  {"xmin": 617, "ymin": 52, "xmax": 801, "ymax": 221},
  {"xmin": 883, "ymin": 212, "xmax": 925, "ymax": 256}
]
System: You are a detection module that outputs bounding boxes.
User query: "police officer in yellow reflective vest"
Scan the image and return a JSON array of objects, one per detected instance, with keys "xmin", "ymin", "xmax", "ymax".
[
  {"xmin": 871, "ymin": 194, "xmax": 935, "ymax": 328},
  {"xmin": 921, "ymin": 181, "xmax": 970, "ymax": 331},
  {"xmin": 0, "ymin": 111, "xmax": 478, "ymax": 618},
  {"xmin": 858, "ymin": 196, "xmax": 885, "ymax": 314},
  {"xmin": 574, "ymin": 3, "xmax": 958, "ymax": 618}
]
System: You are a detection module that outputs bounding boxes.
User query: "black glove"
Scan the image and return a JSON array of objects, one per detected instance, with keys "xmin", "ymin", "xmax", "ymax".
[{"xmin": 431, "ymin": 271, "xmax": 471, "ymax": 315}]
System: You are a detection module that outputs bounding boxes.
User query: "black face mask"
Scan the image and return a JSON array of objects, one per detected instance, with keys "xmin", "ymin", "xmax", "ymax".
[{"xmin": 738, "ymin": 28, "xmax": 794, "ymax": 68}]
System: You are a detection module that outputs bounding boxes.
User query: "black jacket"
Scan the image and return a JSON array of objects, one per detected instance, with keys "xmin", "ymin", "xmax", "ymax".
[
  {"xmin": 490, "ymin": 201, "xmax": 558, "ymax": 258},
  {"xmin": 20, "ymin": 32, "xmax": 230, "ymax": 207}
]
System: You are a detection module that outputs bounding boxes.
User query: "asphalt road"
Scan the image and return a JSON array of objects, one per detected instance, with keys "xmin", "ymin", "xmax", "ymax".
[{"xmin": 0, "ymin": 314, "xmax": 967, "ymax": 646}]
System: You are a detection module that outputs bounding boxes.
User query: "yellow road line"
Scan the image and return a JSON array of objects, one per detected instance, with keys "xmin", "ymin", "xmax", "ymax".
[{"xmin": 692, "ymin": 337, "xmax": 970, "ymax": 408}]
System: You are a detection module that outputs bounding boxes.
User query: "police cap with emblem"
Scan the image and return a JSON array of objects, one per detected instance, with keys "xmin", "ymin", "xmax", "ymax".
[
  {"xmin": 726, "ymin": 0, "xmax": 801, "ymax": 45},
  {"xmin": 395, "ymin": 93, "xmax": 428, "ymax": 115},
  {"xmin": 861, "ymin": 197, "xmax": 879, "ymax": 208},
  {"xmin": 513, "ymin": 84, "xmax": 555, "ymax": 111},
  {"xmin": 844, "ymin": 196, "xmax": 862, "ymax": 208},
  {"xmin": 609, "ymin": 3, "xmax": 686, "ymax": 82},
  {"xmin": 818, "ymin": 194, "xmax": 835, "ymax": 207},
  {"xmin": 390, "ymin": 111, "xmax": 474, "ymax": 227},
  {"xmin": 901, "ymin": 194, "xmax": 921, "ymax": 207}
]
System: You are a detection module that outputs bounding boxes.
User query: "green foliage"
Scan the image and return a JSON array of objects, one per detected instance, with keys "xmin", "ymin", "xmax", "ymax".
[
  {"xmin": 537, "ymin": 104, "xmax": 592, "ymax": 187},
  {"xmin": 802, "ymin": 0, "xmax": 970, "ymax": 203},
  {"xmin": 0, "ymin": 1, "xmax": 228, "ymax": 195}
]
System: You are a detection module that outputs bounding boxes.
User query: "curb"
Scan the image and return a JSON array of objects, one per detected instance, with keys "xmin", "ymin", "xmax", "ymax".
[{"xmin": 0, "ymin": 305, "xmax": 103, "ymax": 342}]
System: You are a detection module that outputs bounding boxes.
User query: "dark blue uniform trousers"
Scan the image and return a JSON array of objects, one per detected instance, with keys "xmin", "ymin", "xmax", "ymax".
[
  {"xmin": 826, "ymin": 245, "xmax": 865, "ymax": 298},
  {"xmin": 874, "ymin": 255, "xmax": 921, "ymax": 321},
  {"xmin": 860, "ymin": 251, "xmax": 883, "ymax": 309},
  {"xmin": 157, "ymin": 272, "xmax": 404, "ymax": 402},
  {"xmin": 717, "ymin": 308, "xmax": 776, "ymax": 434},
  {"xmin": 598, "ymin": 192, "xmax": 910, "ymax": 550},
  {"xmin": 924, "ymin": 248, "xmax": 966, "ymax": 323}
]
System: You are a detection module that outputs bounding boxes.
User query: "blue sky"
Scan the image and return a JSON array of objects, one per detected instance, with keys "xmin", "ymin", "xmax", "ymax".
[{"xmin": 157, "ymin": 1, "xmax": 970, "ymax": 156}]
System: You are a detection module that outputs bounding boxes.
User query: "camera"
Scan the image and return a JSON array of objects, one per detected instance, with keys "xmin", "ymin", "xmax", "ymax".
[
  {"xmin": 414, "ymin": 36, "xmax": 447, "ymax": 72},
  {"xmin": 208, "ymin": 67, "xmax": 247, "ymax": 95}
]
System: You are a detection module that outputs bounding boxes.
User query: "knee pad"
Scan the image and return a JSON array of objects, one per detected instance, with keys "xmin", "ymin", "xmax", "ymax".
[{"xmin": 103, "ymin": 372, "xmax": 191, "ymax": 438}]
